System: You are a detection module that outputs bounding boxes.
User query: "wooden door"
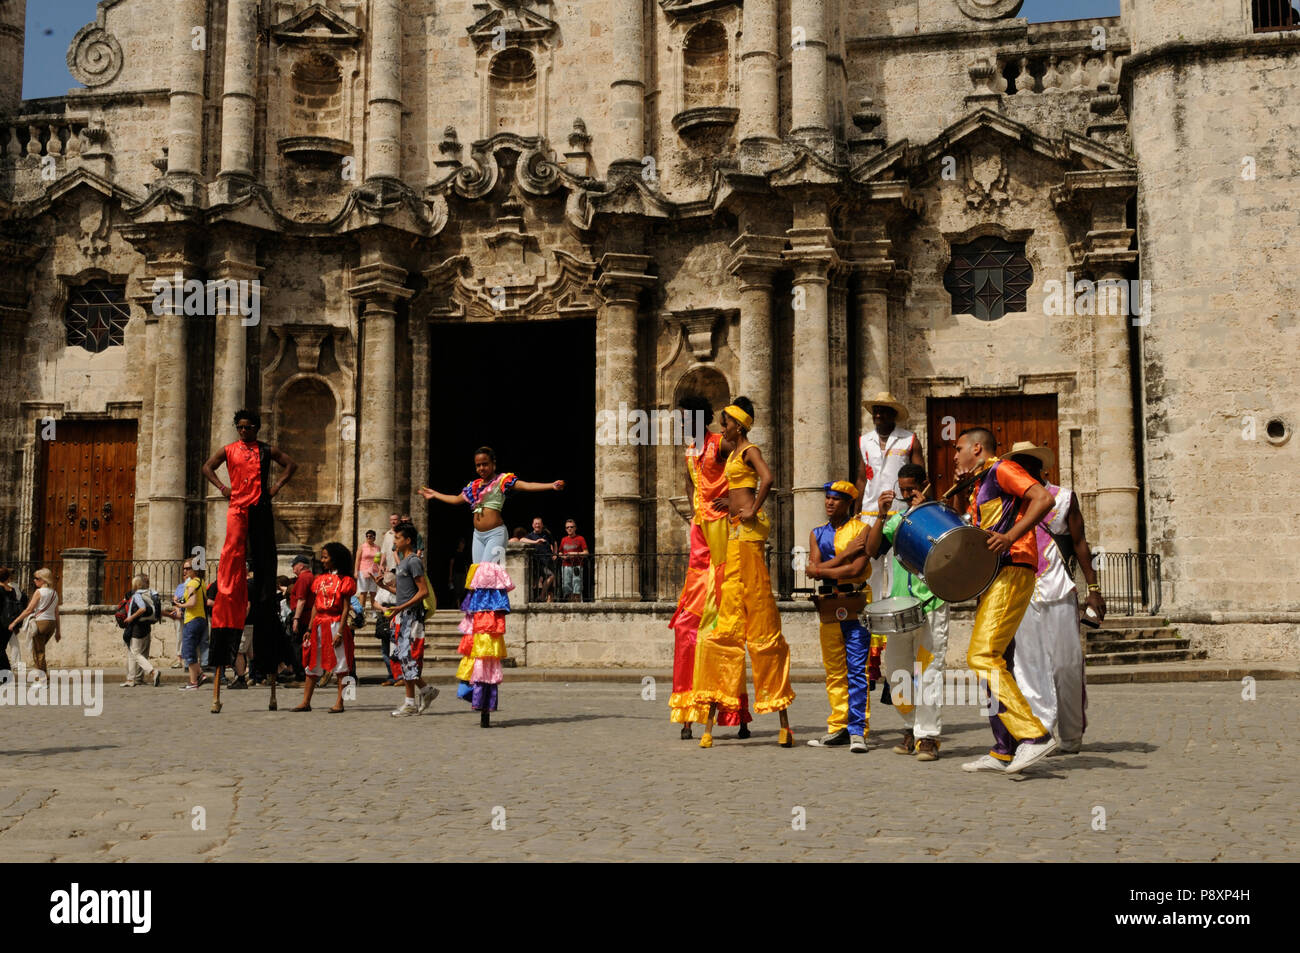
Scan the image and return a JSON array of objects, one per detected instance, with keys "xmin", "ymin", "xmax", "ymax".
[
  {"xmin": 926, "ymin": 396, "xmax": 1059, "ymax": 498},
  {"xmin": 37, "ymin": 420, "xmax": 138, "ymax": 600}
]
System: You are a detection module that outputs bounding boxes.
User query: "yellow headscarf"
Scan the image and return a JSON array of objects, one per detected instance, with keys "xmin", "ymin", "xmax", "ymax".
[{"xmin": 722, "ymin": 404, "xmax": 753, "ymax": 431}]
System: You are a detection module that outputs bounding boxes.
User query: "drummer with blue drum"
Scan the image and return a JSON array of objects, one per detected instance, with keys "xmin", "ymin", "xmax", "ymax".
[{"xmin": 850, "ymin": 464, "xmax": 950, "ymax": 762}]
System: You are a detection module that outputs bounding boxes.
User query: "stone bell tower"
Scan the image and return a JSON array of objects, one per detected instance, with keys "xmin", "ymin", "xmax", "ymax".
[{"xmin": 0, "ymin": 0, "xmax": 25, "ymax": 114}]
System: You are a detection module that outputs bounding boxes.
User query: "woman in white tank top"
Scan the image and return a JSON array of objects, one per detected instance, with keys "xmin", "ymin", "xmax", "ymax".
[{"xmin": 8, "ymin": 568, "xmax": 60, "ymax": 677}]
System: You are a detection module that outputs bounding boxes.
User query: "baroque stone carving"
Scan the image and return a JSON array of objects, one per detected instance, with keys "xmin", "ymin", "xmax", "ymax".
[
  {"xmin": 965, "ymin": 147, "xmax": 1011, "ymax": 212},
  {"xmin": 67, "ymin": 26, "xmax": 123, "ymax": 88}
]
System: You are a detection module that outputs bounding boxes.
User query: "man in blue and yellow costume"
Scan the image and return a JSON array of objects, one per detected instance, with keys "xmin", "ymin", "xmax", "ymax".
[{"xmin": 805, "ymin": 481, "xmax": 873, "ymax": 753}]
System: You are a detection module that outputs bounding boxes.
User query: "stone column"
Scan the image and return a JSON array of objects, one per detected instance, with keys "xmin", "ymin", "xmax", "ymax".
[
  {"xmin": 367, "ymin": 0, "xmax": 404, "ymax": 182},
  {"xmin": 785, "ymin": 228, "xmax": 838, "ymax": 545},
  {"xmin": 738, "ymin": 0, "xmax": 779, "ymax": 146},
  {"xmin": 167, "ymin": 0, "xmax": 208, "ymax": 179},
  {"xmin": 1090, "ymin": 258, "xmax": 1141, "ymax": 553},
  {"xmin": 595, "ymin": 254, "xmax": 654, "ymax": 589},
  {"xmin": 217, "ymin": 0, "xmax": 257, "ymax": 183},
  {"xmin": 348, "ymin": 261, "xmax": 412, "ymax": 538},
  {"xmin": 854, "ymin": 268, "xmax": 892, "ymax": 399},
  {"xmin": 608, "ymin": 0, "xmax": 646, "ymax": 175},
  {"xmin": 789, "ymin": 0, "xmax": 829, "ymax": 148},
  {"xmin": 205, "ymin": 235, "xmax": 262, "ymax": 559},
  {"xmin": 728, "ymin": 235, "xmax": 785, "ymax": 450},
  {"xmin": 0, "ymin": 0, "xmax": 25, "ymax": 115},
  {"xmin": 148, "ymin": 305, "xmax": 189, "ymax": 562}
]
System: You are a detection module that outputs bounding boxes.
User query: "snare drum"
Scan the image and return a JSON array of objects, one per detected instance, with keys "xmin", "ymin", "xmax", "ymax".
[
  {"xmin": 893, "ymin": 501, "xmax": 1000, "ymax": 604},
  {"xmin": 811, "ymin": 590, "xmax": 868, "ymax": 625},
  {"xmin": 862, "ymin": 595, "xmax": 926, "ymax": 634}
]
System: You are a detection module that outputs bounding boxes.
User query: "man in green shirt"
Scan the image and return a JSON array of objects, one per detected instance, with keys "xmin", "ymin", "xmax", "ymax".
[{"xmin": 852, "ymin": 463, "xmax": 949, "ymax": 762}]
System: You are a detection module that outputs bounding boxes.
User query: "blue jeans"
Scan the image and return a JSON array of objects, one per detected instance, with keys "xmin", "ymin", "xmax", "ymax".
[{"xmin": 181, "ymin": 618, "xmax": 208, "ymax": 665}]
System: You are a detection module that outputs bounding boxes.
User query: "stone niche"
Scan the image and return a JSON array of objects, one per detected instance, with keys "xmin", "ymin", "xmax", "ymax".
[{"xmin": 268, "ymin": 4, "xmax": 364, "ymax": 214}]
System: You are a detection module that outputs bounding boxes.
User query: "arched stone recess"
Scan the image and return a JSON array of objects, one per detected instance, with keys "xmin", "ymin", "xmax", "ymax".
[
  {"xmin": 267, "ymin": 3, "xmax": 365, "ymax": 220},
  {"xmin": 466, "ymin": 2, "xmax": 559, "ymax": 141},
  {"xmin": 263, "ymin": 325, "xmax": 356, "ymax": 547}
]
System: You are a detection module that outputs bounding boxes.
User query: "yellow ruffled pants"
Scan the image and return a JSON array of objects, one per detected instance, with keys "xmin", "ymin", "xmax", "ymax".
[{"xmin": 692, "ymin": 515, "xmax": 795, "ymax": 715}]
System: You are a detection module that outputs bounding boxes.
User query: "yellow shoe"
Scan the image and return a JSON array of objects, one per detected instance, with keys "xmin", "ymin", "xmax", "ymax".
[
  {"xmin": 699, "ymin": 733, "xmax": 713, "ymax": 748},
  {"xmin": 778, "ymin": 727, "xmax": 794, "ymax": 748}
]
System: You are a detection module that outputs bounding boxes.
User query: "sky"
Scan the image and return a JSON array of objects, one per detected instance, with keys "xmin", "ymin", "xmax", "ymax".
[{"xmin": 20, "ymin": 0, "xmax": 1124, "ymax": 101}]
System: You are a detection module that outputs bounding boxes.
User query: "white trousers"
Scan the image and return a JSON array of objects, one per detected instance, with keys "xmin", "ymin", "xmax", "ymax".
[
  {"xmin": 882, "ymin": 604, "xmax": 949, "ymax": 739},
  {"xmin": 126, "ymin": 635, "xmax": 157, "ymax": 682},
  {"xmin": 1011, "ymin": 596, "xmax": 1085, "ymax": 749}
]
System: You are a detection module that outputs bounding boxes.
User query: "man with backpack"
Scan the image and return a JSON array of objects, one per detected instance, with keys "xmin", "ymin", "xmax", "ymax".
[{"xmin": 121, "ymin": 573, "xmax": 163, "ymax": 687}]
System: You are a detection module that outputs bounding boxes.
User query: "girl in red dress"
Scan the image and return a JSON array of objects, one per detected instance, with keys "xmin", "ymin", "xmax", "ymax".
[{"xmin": 293, "ymin": 542, "xmax": 357, "ymax": 713}]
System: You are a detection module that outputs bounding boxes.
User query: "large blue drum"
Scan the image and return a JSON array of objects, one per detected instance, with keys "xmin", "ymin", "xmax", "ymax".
[{"xmin": 893, "ymin": 501, "xmax": 999, "ymax": 603}]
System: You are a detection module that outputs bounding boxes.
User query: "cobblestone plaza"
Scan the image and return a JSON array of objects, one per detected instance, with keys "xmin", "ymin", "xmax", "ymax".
[{"xmin": 3, "ymin": 680, "xmax": 1295, "ymax": 862}]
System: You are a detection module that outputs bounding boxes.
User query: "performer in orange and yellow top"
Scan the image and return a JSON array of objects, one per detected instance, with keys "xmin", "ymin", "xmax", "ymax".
[
  {"xmin": 668, "ymin": 397, "xmax": 752, "ymax": 740},
  {"xmin": 691, "ymin": 397, "xmax": 796, "ymax": 748}
]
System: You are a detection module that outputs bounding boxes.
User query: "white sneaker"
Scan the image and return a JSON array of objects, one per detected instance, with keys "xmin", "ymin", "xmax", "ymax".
[
  {"xmin": 1006, "ymin": 737, "xmax": 1058, "ymax": 774},
  {"xmin": 962, "ymin": 754, "xmax": 1009, "ymax": 773},
  {"xmin": 417, "ymin": 684, "xmax": 439, "ymax": 713},
  {"xmin": 390, "ymin": 703, "xmax": 419, "ymax": 717},
  {"xmin": 849, "ymin": 735, "xmax": 868, "ymax": 754}
]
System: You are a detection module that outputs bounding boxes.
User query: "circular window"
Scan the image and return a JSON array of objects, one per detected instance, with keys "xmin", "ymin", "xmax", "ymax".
[{"xmin": 1266, "ymin": 418, "xmax": 1290, "ymax": 446}]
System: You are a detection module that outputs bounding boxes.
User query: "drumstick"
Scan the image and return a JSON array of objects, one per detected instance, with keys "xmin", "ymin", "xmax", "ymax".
[{"xmin": 941, "ymin": 471, "xmax": 981, "ymax": 500}]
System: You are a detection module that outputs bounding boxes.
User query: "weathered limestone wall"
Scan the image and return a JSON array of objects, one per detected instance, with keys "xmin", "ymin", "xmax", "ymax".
[
  {"xmin": 896, "ymin": 147, "xmax": 1102, "ymax": 523},
  {"xmin": 1127, "ymin": 37, "xmax": 1300, "ymax": 616}
]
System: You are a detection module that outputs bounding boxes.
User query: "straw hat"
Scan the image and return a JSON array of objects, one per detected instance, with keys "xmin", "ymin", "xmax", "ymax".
[
  {"xmin": 862, "ymin": 391, "xmax": 910, "ymax": 425},
  {"xmin": 1007, "ymin": 440, "xmax": 1055, "ymax": 471}
]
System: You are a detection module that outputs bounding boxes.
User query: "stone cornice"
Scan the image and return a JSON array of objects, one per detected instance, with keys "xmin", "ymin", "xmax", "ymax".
[
  {"xmin": 347, "ymin": 262, "xmax": 413, "ymax": 305},
  {"xmin": 1120, "ymin": 32, "xmax": 1300, "ymax": 101},
  {"xmin": 596, "ymin": 253, "xmax": 656, "ymax": 302}
]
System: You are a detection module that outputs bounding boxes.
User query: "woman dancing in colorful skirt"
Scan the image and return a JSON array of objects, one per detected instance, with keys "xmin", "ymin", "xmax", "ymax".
[{"xmin": 420, "ymin": 446, "xmax": 563, "ymax": 725}]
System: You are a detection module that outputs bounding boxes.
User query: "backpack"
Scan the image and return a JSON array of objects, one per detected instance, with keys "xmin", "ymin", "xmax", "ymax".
[{"xmin": 114, "ymin": 594, "xmax": 131, "ymax": 628}]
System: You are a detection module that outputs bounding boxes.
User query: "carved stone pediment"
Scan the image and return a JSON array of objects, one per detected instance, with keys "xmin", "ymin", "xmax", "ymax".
[
  {"xmin": 659, "ymin": 0, "xmax": 740, "ymax": 20},
  {"xmin": 467, "ymin": 2, "xmax": 558, "ymax": 53},
  {"xmin": 273, "ymin": 3, "xmax": 363, "ymax": 44}
]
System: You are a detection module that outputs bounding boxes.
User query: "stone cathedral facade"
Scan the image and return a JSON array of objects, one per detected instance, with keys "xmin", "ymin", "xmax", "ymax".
[{"xmin": 0, "ymin": 0, "xmax": 1296, "ymax": 656}]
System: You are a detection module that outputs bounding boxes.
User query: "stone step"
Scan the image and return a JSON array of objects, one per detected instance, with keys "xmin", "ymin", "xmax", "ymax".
[
  {"xmin": 1086, "ymin": 648, "xmax": 1207, "ymax": 666},
  {"xmin": 1085, "ymin": 626, "xmax": 1179, "ymax": 642},
  {"xmin": 1086, "ymin": 637, "xmax": 1191, "ymax": 655},
  {"xmin": 1095, "ymin": 615, "xmax": 1167, "ymax": 629}
]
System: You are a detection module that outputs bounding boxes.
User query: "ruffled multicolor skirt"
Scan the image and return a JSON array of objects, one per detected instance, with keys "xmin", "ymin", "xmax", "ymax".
[{"xmin": 456, "ymin": 561, "xmax": 513, "ymax": 711}]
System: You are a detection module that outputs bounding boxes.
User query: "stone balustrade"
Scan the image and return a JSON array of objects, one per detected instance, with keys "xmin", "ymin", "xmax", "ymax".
[
  {"xmin": 972, "ymin": 48, "xmax": 1127, "ymax": 98},
  {"xmin": 0, "ymin": 115, "xmax": 92, "ymax": 160}
]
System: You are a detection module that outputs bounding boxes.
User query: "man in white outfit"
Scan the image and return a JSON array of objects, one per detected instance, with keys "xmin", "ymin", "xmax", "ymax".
[
  {"xmin": 1006, "ymin": 442, "xmax": 1106, "ymax": 754},
  {"xmin": 854, "ymin": 392, "xmax": 925, "ymax": 687}
]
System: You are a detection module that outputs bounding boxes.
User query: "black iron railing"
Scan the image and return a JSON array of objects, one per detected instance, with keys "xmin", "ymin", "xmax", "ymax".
[
  {"xmin": 1093, "ymin": 551, "xmax": 1162, "ymax": 617},
  {"xmin": 522, "ymin": 550, "xmax": 814, "ymax": 604},
  {"xmin": 520, "ymin": 548, "xmax": 1162, "ymax": 615}
]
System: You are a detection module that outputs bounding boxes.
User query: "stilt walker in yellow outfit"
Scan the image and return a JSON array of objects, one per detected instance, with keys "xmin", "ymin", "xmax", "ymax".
[{"xmin": 692, "ymin": 397, "xmax": 796, "ymax": 748}]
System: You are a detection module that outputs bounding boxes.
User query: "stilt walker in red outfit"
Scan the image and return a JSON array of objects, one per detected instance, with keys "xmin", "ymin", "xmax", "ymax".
[{"xmin": 201, "ymin": 409, "xmax": 298, "ymax": 713}]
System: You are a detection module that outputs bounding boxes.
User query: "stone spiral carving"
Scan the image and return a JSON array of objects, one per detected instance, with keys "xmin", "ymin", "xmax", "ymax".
[
  {"xmin": 67, "ymin": 25, "xmax": 124, "ymax": 88},
  {"xmin": 955, "ymin": 0, "xmax": 1024, "ymax": 20}
]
